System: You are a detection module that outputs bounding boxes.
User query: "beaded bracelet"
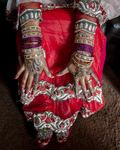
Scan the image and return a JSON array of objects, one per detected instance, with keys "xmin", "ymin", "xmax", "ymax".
[
  {"xmin": 77, "ymin": 51, "xmax": 92, "ymax": 57},
  {"xmin": 75, "ymin": 31, "xmax": 94, "ymax": 40},
  {"xmin": 22, "ymin": 32, "xmax": 42, "ymax": 39},
  {"xmin": 24, "ymin": 50, "xmax": 43, "ymax": 59},
  {"xmin": 75, "ymin": 53, "xmax": 94, "ymax": 61},
  {"xmin": 72, "ymin": 57, "xmax": 92, "ymax": 68},
  {"xmin": 72, "ymin": 55, "xmax": 93, "ymax": 64},
  {"xmin": 22, "ymin": 46, "xmax": 43, "ymax": 54},
  {"xmin": 21, "ymin": 26, "xmax": 41, "ymax": 32}
]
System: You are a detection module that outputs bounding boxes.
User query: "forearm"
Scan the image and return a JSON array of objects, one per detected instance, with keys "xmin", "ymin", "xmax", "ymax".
[
  {"xmin": 19, "ymin": 2, "xmax": 44, "ymax": 59},
  {"xmin": 72, "ymin": 10, "xmax": 97, "ymax": 68}
]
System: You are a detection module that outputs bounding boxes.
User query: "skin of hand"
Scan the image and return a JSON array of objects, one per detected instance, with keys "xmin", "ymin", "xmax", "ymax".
[
  {"xmin": 57, "ymin": 61, "xmax": 100, "ymax": 99},
  {"xmin": 14, "ymin": 18, "xmax": 54, "ymax": 94},
  {"xmin": 15, "ymin": 54, "xmax": 54, "ymax": 94}
]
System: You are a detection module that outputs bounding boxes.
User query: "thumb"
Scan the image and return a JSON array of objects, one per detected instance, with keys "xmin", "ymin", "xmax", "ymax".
[
  {"xmin": 43, "ymin": 65, "xmax": 54, "ymax": 78},
  {"xmin": 56, "ymin": 67, "xmax": 69, "ymax": 77}
]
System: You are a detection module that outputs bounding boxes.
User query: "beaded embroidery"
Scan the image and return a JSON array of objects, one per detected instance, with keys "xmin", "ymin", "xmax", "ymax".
[{"xmin": 20, "ymin": 9, "xmax": 42, "ymax": 27}]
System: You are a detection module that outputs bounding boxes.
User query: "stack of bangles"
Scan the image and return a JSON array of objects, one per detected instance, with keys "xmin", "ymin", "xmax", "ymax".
[
  {"xmin": 72, "ymin": 18, "xmax": 97, "ymax": 68},
  {"xmin": 21, "ymin": 26, "xmax": 44, "ymax": 59},
  {"xmin": 72, "ymin": 51, "xmax": 94, "ymax": 68}
]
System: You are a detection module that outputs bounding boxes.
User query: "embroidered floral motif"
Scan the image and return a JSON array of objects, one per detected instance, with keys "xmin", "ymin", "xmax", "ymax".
[
  {"xmin": 21, "ymin": 80, "xmax": 103, "ymax": 106},
  {"xmin": 80, "ymin": 107, "xmax": 94, "ymax": 118},
  {"xmin": 89, "ymin": 1, "xmax": 95, "ymax": 9},
  {"xmin": 24, "ymin": 111, "xmax": 78, "ymax": 133}
]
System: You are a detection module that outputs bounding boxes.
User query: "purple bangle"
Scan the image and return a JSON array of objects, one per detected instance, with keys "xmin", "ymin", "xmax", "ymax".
[
  {"xmin": 22, "ymin": 42, "xmax": 42, "ymax": 49},
  {"xmin": 74, "ymin": 43, "xmax": 93, "ymax": 54},
  {"xmin": 22, "ymin": 37, "xmax": 42, "ymax": 44}
]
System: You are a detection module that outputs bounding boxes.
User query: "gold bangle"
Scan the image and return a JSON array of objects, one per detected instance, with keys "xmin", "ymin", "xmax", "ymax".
[
  {"xmin": 74, "ymin": 39, "xmax": 94, "ymax": 47},
  {"xmin": 75, "ymin": 53, "xmax": 94, "ymax": 61},
  {"xmin": 22, "ymin": 46, "xmax": 43, "ymax": 53},
  {"xmin": 24, "ymin": 51, "xmax": 43, "ymax": 59},
  {"xmin": 73, "ymin": 55, "xmax": 93, "ymax": 63},
  {"xmin": 72, "ymin": 57, "xmax": 92, "ymax": 68},
  {"xmin": 76, "ymin": 51, "xmax": 92, "ymax": 57},
  {"xmin": 75, "ymin": 32, "xmax": 94, "ymax": 40},
  {"xmin": 22, "ymin": 32, "xmax": 42, "ymax": 39},
  {"xmin": 22, "ymin": 26, "xmax": 41, "ymax": 33}
]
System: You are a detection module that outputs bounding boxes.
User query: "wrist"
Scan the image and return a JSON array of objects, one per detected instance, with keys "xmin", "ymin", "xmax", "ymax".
[{"xmin": 21, "ymin": 26, "xmax": 44, "ymax": 59}]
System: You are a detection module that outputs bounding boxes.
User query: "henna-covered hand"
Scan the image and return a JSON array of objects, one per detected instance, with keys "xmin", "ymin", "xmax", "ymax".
[
  {"xmin": 57, "ymin": 62, "xmax": 100, "ymax": 99},
  {"xmin": 15, "ymin": 55, "xmax": 54, "ymax": 94}
]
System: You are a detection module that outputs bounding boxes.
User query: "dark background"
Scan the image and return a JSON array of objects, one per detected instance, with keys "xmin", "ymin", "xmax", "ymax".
[{"xmin": 1, "ymin": 1, "xmax": 120, "ymax": 150}]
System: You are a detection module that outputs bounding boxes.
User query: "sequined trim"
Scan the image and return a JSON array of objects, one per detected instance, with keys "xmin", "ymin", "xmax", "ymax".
[
  {"xmin": 24, "ymin": 110, "xmax": 78, "ymax": 134},
  {"xmin": 20, "ymin": 9, "xmax": 42, "ymax": 27},
  {"xmin": 75, "ymin": 19, "xmax": 97, "ymax": 35},
  {"xmin": 21, "ymin": 80, "xmax": 103, "ymax": 106},
  {"xmin": 40, "ymin": 3, "xmax": 74, "ymax": 11},
  {"xmin": 74, "ymin": 0, "xmax": 109, "ymax": 26}
]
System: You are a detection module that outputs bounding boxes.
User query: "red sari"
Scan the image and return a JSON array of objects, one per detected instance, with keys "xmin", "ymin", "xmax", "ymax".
[{"xmin": 16, "ymin": 8, "xmax": 106, "ymax": 134}]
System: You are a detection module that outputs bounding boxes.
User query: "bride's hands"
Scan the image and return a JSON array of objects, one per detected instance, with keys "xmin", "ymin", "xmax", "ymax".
[
  {"xmin": 15, "ymin": 55, "xmax": 54, "ymax": 94},
  {"xmin": 57, "ymin": 62, "xmax": 100, "ymax": 98}
]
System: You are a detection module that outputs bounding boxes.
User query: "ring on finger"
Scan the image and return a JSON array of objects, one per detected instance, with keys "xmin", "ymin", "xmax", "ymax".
[{"xmin": 86, "ymin": 79, "xmax": 92, "ymax": 84}]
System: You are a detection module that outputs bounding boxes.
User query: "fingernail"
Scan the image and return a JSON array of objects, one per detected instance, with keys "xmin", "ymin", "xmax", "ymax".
[
  {"xmin": 14, "ymin": 75, "xmax": 18, "ymax": 79},
  {"xmin": 14, "ymin": 77, "xmax": 17, "ymax": 79}
]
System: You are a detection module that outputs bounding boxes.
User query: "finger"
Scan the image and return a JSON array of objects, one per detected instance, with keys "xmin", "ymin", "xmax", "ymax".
[
  {"xmin": 32, "ymin": 73, "xmax": 40, "ymax": 93},
  {"xmin": 80, "ymin": 79, "xmax": 87, "ymax": 98},
  {"xmin": 86, "ymin": 78, "xmax": 94, "ymax": 96},
  {"xmin": 57, "ymin": 67, "xmax": 69, "ymax": 76},
  {"xmin": 43, "ymin": 65, "xmax": 54, "ymax": 78},
  {"xmin": 21, "ymin": 71, "xmax": 29, "ymax": 89},
  {"xmin": 91, "ymin": 72, "xmax": 100, "ymax": 86},
  {"xmin": 26, "ymin": 75, "xmax": 33, "ymax": 93},
  {"xmin": 73, "ymin": 76, "xmax": 79, "ymax": 97},
  {"xmin": 14, "ymin": 65, "xmax": 25, "ymax": 79}
]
